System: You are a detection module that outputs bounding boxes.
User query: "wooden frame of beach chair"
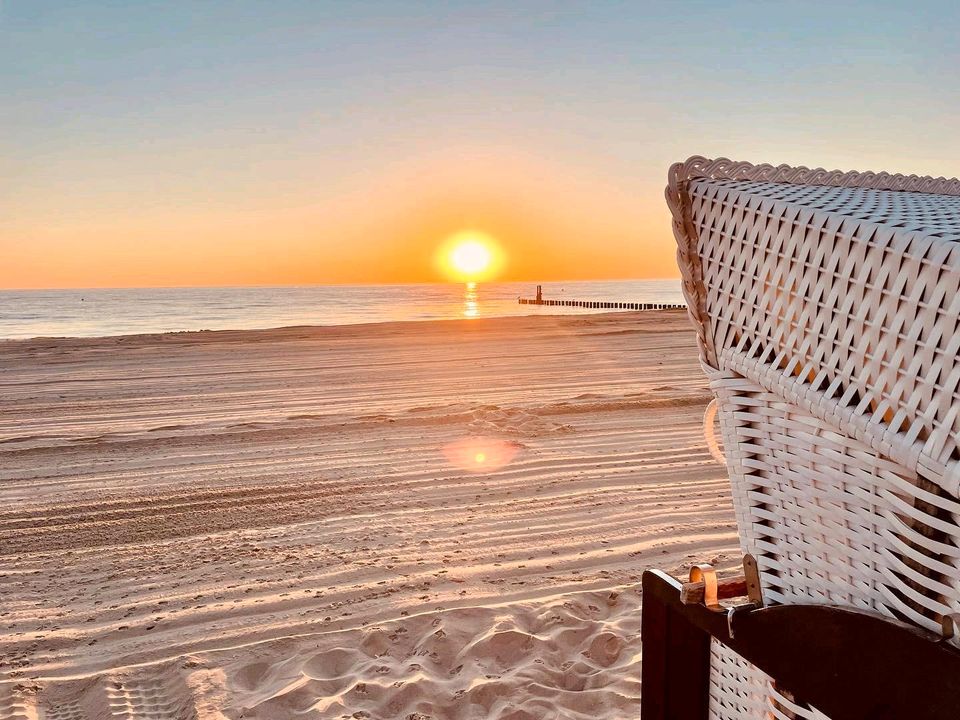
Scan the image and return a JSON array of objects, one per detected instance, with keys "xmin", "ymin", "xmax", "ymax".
[
  {"xmin": 655, "ymin": 156, "xmax": 960, "ymax": 718},
  {"xmin": 640, "ymin": 564, "xmax": 960, "ymax": 719}
]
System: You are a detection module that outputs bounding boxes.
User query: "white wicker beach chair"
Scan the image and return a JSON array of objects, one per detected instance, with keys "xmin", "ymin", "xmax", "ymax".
[{"xmin": 664, "ymin": 156, "xmax": 960, "ymax": 718}]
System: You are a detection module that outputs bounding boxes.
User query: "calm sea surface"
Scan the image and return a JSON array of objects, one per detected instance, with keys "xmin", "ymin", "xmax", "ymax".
[{"xmin": 0, "ymin": 280, "xmax": 684, "ymax": 339}]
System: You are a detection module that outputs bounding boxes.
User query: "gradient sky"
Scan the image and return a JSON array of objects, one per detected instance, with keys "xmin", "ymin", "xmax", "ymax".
[{"xmin": 3, "ymin": 1, "xmax": 959, "ymax": 288}]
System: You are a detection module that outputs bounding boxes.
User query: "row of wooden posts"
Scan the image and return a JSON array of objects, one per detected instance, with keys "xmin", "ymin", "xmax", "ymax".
[{"xmin": 518, "ymin": 285, "xmax": 686, "ymax": 311}]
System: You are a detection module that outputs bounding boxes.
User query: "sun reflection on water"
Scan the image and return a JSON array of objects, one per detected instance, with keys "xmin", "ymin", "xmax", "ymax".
[{"xmin": 463, "ymin": 281, "xmax": 479, "ymax": 318}]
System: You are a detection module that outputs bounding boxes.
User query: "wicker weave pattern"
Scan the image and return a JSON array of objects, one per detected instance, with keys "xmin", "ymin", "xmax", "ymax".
[
  {"xmin": 707, "ymin": 641, "xmax": 770, "ymax": 719},
  {"xmin": 710, "ymin": 369, "xmax": 960, "ymax": 632},
  {"xmin": 667, "ymin": 156, "xmax": 960, "ymax": 718},
  {"xmin": 708, "ymin": 641, "xmax": 829, "ymax": 720},
  {"xmin": 690, "ymin": 177, "xmax": 960, "ymax": 496},
  {"xmin": 699, "ymin": 178, "xmax": 960, "ymax": 237},
  {"xmin": 666, "ymin": 155, "xmax": 960, "ymax": 369}
]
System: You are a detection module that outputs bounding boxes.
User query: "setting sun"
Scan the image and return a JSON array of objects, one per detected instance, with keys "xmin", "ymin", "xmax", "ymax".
[
  {"xmin": 451, "ymin": 240, "xmax": 491, "ymax": 276},
  {"xmin": 437, "ymin": 231, "xmax": 504, "ymax": 282}
]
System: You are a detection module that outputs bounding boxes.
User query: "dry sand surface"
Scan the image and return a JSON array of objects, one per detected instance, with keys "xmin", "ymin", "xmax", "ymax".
[{"xmin": 0, "ymin": 311, "xmax": 737, "ymax": 719}]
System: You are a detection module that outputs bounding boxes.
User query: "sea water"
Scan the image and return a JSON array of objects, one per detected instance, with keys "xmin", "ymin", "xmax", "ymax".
[{"xmin": 0, "ymin": 279, "xmax": 684, "ymax": 339}]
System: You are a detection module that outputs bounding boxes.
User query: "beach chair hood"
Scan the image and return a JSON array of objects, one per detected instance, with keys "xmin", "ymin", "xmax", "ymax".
[{"xmin": 668, "ymin": 156, "xmax": 960, "ymax": 498}]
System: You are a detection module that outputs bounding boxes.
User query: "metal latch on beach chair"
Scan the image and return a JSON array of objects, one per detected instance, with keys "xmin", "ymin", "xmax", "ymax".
[{"xmin": 680, "ymin": 554, "xmax": 763, "ymax": 638}]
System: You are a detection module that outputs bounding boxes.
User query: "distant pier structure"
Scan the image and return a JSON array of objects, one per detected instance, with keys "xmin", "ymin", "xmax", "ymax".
[{"xmin": 519, "ymin": 285, "xmax": 686, "ymax": 311}]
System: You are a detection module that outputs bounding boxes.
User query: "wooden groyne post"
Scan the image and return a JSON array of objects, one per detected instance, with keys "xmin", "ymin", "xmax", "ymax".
[{"xmin": 518, "ymin": 290, "xmax": 686, "ymax": 311}]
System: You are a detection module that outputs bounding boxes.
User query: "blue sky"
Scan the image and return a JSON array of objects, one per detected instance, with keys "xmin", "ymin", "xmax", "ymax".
[{"xmin": 3, "ymin": 1, "xmax": 959, "ymax": 287}]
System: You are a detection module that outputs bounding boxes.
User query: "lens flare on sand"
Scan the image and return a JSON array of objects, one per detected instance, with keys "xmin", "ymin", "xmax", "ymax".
[{"xmin": 442, "ymin": 436, "xmax": 519, "ymax": 473}]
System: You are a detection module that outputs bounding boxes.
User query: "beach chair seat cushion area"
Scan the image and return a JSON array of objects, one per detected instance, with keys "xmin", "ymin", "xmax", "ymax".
[{"xmin": 667, "ymin": 157, "xmax": 960, "ymax": 717}]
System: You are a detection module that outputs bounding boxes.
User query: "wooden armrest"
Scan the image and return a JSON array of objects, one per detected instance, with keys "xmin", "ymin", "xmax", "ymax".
[{"xmin": 680, "ymin": 574, "xmax": 747, "ymax": 605}]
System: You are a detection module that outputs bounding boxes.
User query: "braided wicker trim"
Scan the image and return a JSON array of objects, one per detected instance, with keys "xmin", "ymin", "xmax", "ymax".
[
  {"xmin": 669, "ymin": 155, "xmax": 960, "ymax": 198},
  {"xmin": 665, "ymin": 155, "xmax": 960, "ymax": 368}
]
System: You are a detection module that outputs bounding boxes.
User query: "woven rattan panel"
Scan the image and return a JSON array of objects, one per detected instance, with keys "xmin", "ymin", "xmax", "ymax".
[
  {"xmin": 708, "ymin": 640, "xmax": 829, "ymax": 720},
  {"xmin": 706, "ymin": 370, "xmax": 959, "ymax": 717},
  {"xmin": 711, "ymin": 370, "xmax": 960, "ymax": 633},
  {"xmin": 696, "ymin": 178, "xmax": 960, "ymax": 239},
  {"xmin": 688, "ymin": 177, "xmax": 960, "ymax": 497}
]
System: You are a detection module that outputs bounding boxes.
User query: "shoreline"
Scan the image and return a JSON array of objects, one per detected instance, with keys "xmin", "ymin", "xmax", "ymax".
[
  {"xmin": 0, "ymin": 307, "xmax": 689, "ymax": 347},
  {"xmin": 0, "ymin": 279, "xmax": 687, "ymax": 342}
]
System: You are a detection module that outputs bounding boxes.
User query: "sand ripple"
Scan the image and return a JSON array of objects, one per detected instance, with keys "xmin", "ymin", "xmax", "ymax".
[{"xmin": 0, "ymin": 312, "xmax": 737, "ymax": 718}]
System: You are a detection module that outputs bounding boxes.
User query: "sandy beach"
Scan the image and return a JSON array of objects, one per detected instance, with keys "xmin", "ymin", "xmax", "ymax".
[{"xmin": 0, "ymin": 311, "xmax": 737, "ymax": 720}]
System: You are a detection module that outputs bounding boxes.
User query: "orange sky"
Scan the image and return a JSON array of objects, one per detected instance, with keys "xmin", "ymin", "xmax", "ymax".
[{"xmin": 3, "ymin": 151, "xmax": 678, "ymax": 289}]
